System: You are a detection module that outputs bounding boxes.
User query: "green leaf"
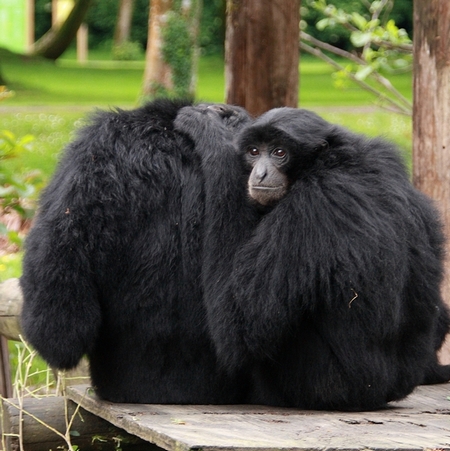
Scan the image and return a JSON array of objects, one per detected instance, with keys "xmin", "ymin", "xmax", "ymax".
[
  {"xmin": 363, "ymin": 47, "xmax": 377, "ymax": 63},
  {"xmin": 316, "ymin": 18, "xmax": 332, "ymax": 30},
  {"xmin": 17, "ymin": 134, "xmax": 35, "ymax": 147},
  {"xmin": 334, "ymin": 9, "xmax": 349, "ymax": 24},
  {"xmin": 350, "ymin": 31, "xmax": 372, "ymax": 48},
  {"xmin": 392, "ymin": 58, "xmax": 411, "ymax": 69},
  {"xmin": 351, "ymin": 12, "xmax": 367, "ymax": 30},
  {"xmin": 367, "ymin": 19, "xmax": 380, "ymax": 30},
  {"xmin": 7, "ymin": 231, "xmax": 22, "ymax": 246},
  {"xmin": 355, "ymin": 65, "xmax": 374, "ymax": 81},
  {"xmin": 370, "ymin": 1, "xmax": 383, "ymax": 14}
]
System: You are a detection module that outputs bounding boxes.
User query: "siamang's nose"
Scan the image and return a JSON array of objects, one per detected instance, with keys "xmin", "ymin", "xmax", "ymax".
[{"xmin": 255, "ymin": 163, "xmax": 267, "ymax": 182}]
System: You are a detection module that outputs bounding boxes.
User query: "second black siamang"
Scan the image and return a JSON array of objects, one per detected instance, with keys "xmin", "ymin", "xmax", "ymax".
[
  {"xmin": 175, "ymin": 105, "xmax": 450, "ymax": 411},
  {"xmin": 20, "ymin": 99, "xmax": 251, "ymax": 404}
]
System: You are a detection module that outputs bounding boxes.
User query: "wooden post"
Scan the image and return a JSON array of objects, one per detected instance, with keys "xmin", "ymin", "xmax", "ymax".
[
  {"xmin": 0, "ymin": 336, "xmax": 12, "ymax": 398},
  {"xmin": 26, "ymin": 0, "xmax": 35, "ymax": 51},
  {"xmin": 225, "ymin": 0, "xmax": 300, "ymax": 116},
  {"xmin": 114, "ymin": 0, "xmax": 135, "ymax": 46},
  {"xmin": 77, "ymin": 23, "xmax": 88, "ymax": 62},
  {"xmin": 413, "ymin": 0, "xmax": 450, "ymax": 363}
]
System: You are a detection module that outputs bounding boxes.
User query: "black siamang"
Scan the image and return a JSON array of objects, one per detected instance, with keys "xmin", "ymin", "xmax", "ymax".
[
  {"xmin": 175, "ymin": 105, "xmax": 450, "ymax": 411},
  {"xmin": 20, "ymin": 99, "xmax": 252, "ymax": 404}
]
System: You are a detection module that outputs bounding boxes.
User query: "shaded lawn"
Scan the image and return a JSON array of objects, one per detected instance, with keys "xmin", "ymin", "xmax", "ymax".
[
  {"xmin": 2, "ymin": 50, "xmax": 412, "ymax": 107},
  {"xmin": 3, "ymin": 59, "xmax": 144, "ymax": 107}
]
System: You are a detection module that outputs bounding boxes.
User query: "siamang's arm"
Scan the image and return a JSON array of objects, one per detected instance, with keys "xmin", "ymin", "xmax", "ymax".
[
  {"xmin": 175, "ymin": 105, "xmax": 256, "ymax": 258},
  {"xmin": 175, "ymin": 106, "xmax": 261, "ymax": 366},
  {"xmin": 19, "ymin": 120, "xmax": 118, "ymax": 370}
]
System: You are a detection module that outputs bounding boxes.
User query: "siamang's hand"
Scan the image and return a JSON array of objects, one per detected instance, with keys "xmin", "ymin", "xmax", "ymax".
[
  {"xmin": 174, "ymin": 103, "xmax": 252, "ymax": 148},
  {"xmin": 203, "ymin": 104, "xmax": 252, "ymax": 132}
]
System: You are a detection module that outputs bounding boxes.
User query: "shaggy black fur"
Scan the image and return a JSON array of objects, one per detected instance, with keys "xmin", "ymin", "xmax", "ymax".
[
  {"xmin": 175, "ymin": 105, "xmax": 450, "ymax": 411},
  {"xmin": 20, "ymin": 99, "xmax": 251, "ymax": 404}
]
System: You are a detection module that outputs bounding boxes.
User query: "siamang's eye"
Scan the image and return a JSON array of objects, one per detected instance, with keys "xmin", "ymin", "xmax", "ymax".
[
  {"xmin": 273, "ymin": 148, "xmax": 286, "ymax": 158},
  {"xmin": 248, "ymin": 147, "xmax": 259, "ymax": 156}
]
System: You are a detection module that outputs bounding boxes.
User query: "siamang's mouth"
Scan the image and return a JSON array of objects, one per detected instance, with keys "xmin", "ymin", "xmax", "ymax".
[{"xmin": 251, "ymin": 185, "xmax": 284, "ymax": 190}]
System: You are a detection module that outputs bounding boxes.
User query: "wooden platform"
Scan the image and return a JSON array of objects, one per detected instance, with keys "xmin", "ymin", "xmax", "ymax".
[{"xmin": 67, "ymin": 383, "xmax": 450, "ymax": 451}]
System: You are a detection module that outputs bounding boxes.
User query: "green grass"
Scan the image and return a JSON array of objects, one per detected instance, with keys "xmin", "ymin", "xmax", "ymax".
[
  {"xmin": 1, "ymin": 111, "xmax": 88, "ymax": 178},
  {"xmin": 0, "ymin": 253, "xmax": 22, "ymax": 282},
  {"xmin": 2, "ymin": 49, "xmax": 412, "ymax": 107},
  {"xmin": 3, "ymin": 57, "xmax": 143, "ymax": 107}
]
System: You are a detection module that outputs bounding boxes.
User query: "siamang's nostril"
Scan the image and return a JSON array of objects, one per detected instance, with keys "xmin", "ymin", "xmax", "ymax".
[{"xmin": 256, "ymin": 167, "xmax": 267, "ymax": 182}]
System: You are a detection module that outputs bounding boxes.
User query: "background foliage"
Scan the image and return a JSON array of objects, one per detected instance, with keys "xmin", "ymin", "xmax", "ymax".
[
  {"xmin": 34, "ymin": 0, "xmax": 411, "ymax": 55},
  {"xmin": 302, "ymin": 0, "xmax": 412, "ymax": 50},
  {"xmin": 34, "ymin": 0, "xmax": 226, "ymax": 56}
]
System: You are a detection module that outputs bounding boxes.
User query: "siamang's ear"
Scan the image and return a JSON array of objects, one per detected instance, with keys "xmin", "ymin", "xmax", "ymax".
[
  {"xmin": 314, "ymin": 139, "xmax": 329, "ymax": 152},
  {"xmin": 322, "ymin": 127, "xmax": 345, "ymax": 149}
]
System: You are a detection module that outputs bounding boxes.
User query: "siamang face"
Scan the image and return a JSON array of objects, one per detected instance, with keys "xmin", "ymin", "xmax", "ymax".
[
  {"xmin": 243, "ymin": 138, "xmax": 293, "ymax": 206},
  {"xmin": 238, "ymin": 108, "xmax": 332, "ymax": 206}
]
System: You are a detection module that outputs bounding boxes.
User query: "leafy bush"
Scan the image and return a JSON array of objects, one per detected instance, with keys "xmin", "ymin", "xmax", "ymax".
[
  {"xmin": 0, "ymin": 99, "xmax": 44, "ymax": 251},
  {"xmin": 162, "ymin": 11, "xmax": 195, "ymax": 97},
  {"xmin": 302, "ymin": 0, "xmax": 413, "ymax": 50},
  {"xmin": 112, "ymin": 40, "xmax": 143, "ymax": 60},
  {"xmin": 301, "ymin": 0, "xmax": 413, "ymax": 115}
]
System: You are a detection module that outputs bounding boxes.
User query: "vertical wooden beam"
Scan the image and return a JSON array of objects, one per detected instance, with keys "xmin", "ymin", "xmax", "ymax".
[
  {"xmin": 77, "ymin": 23, "xmax": 88, "ymax": 62},
  {"xmin": 114, "ymin": 0, "xmax": 135, "ymax": 46},
  {"xmin": 26, "ymin": 0, "xmax": 35, "ymax": 50},
  {"xmin": 225, "ymin": 0, "xmax": 300, "ymax": 116},
  {"xmin": 52, "ymin": 0, "xmax": 58, "ymax": 26},
  {"xmin": 413, "ymin": 0, "xmax": 450, "ymax": 363}
]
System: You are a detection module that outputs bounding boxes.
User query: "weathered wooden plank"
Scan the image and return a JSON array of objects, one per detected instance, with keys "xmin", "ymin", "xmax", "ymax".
[
  {"xmin": 1, "ymin": 396, "xmax": 152, "ymax": 451},
  {"xmin": 67, "ymin": 383, "xmax": 450, "ymax": 451}
]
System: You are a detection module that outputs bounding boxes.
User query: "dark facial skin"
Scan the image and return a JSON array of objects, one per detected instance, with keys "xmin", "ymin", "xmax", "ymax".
[{"xmin": 245, "ymin": 142, "xmax": 290, "ymax": 206}]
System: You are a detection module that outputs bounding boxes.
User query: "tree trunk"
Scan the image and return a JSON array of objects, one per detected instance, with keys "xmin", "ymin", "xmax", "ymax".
[
  {"xmin": 142, "ymin": 0, "xmax": 202, "ymax": 100},
  {"xmin": 225, "ymin": 0, "xmax": 300, "ymax": 117},
  {"xmin": 114, "ymin": 0, "xmax": 135, "ymax": 46},
  {"xmin": 29, "ymin": 0, "xmax": 93, "ymax": 60},
  {"xmin": 413, "ymin": 0, "xmax": 450, "ymax": 364},
  {"xmin": 143, "ymin": 0, "xmax": 173, "ymax": 97}
]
